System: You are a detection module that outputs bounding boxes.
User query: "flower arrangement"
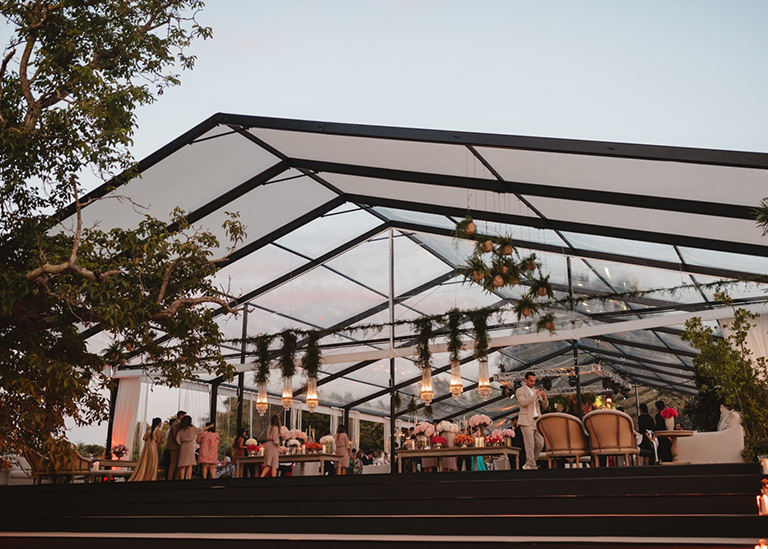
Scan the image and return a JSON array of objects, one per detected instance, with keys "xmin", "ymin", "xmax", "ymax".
[
  {"xmin": 486, "ymin": 434, "xmax": 503, "ymax": 446},
  {"xmin": 291, "ymin": 430, "xmax": 308, "ymax": 441},
  {"xmin": 319, "ymin": 435, "xmax": 334, "ymax": 445},
  {"xmin": 246, "ymin": 437, "xmax": 258, "ymax": 447},
  {"xmin": 280, "ymin": 426, "xmax": 290, "ymax": 438},
  {"xmin": 660, "ymin": 407, "xmax": 679, "ymax": 419},
  {"xmin": 111, "ymin": 444, "xmax": 127, "ymax": 459},
  {"xmin": 286, "ymin": 438, "xmax": 301, "ymax": 448},
  {"xmin": 491, "ymin": 429, "xmax": 515, "ymax": 439},
  {"xmin": 246, "ymin": 443, "xmax": 259, "ymax": 454},
  {"xmin": 455, "ymin": 434, "xmax": 473, "ymax": 447},
  {"xmin": 468, "ymin": 414, "xmax": 492, "ymax": 428},
  {"xmin": 431, "ymin": 435, "xmax": 447, "ymax": 446},
  {"xmin": 414, "ymin": 421, "xmax": 435, "ymax": 437},
  {"xmin": 305, "ymin": 442, "xmax": 323, "ymax": 452},
  {"xmin": 437, "ymin": 420, "xmax": 460, "ymax": 434}
]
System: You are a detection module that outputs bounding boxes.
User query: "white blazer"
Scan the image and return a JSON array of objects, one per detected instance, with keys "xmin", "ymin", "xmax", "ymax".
[{"xmin": 516, "ymin": 385, "xmax": 548, "ymax": 427}]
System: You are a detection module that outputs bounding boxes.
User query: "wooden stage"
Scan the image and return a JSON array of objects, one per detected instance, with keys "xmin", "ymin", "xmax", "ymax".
[{"xmin": 0, "ymin": 463, "xmax": 765, "ymax": 548}]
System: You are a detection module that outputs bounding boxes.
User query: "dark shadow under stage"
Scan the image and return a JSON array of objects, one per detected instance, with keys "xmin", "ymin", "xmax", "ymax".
[{"xmin": 0, "ymin": 463, "xmax": 766, "ymax": 548}]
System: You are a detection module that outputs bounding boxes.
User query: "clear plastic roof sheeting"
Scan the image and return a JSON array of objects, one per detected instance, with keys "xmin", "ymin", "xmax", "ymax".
[{"xmin": 72, "ymin": 114, "xmax": 768, "ymax": 418}]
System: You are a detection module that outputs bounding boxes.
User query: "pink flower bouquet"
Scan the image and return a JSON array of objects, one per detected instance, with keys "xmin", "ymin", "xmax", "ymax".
[
  {"xmin": 414, "ymin": 421, "xmax": 435, "ymax": 437},
  {"xmin": 660, "ymin": 407, "xmax": 678, "ymax": 419},
  {"xmin": 486, "ymin": 434, "xmax": 503, "ymax": 445},
  {"xmin": 468, "ymin": 414, "xmax": 492, "ymax": 428},
  {"xmin": 491, "ymin": 428, "xmax": 515, "ymax": 439}
]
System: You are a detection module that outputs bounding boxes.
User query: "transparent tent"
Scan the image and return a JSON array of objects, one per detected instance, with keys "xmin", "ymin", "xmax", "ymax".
[{"xmin": 66, "ymin": 114, "xmax": 768, "ymax": 448}]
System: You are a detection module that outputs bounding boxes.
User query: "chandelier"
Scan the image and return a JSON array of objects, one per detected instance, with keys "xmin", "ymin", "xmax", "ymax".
[
  {"xmin": 305, "ymin": 376, "xmax": 319, "ymax": 412},
  {"xmin": 419, "ymin": 367, "xmax": 434, "ymax": 405},
  {"xmin": 255, "ymin": 380, "xmax": 269, "ymax": 416},
  {"xmin": 449, "ymin": 359, "xmax": 463, "ymax": 399},
  {"xmin": 281, "ymin": 375, "xmax": 294, "ymax": 408},
  {"xmin": 477, "ymin": 358, "xmax": 492, "ymax": 399}
]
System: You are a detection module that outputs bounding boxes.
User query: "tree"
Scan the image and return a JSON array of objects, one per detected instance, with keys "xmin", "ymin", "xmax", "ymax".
[
  {"xmin": 0, "ymin": 1, "xmax": 242, "ymax": 465},
  {"xmin": 682, "ymin": 306, "xmax": 768, "ymax": 461}
]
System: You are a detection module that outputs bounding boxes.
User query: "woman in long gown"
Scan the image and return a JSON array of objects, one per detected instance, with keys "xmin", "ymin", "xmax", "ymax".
[
  {"xmin": 175, "ymin": 415, "xmax": 200, "ymax": 480},
  {"xmin": 260, "ymin": 415, "xmax": 281, "ymax": 478},
  {"xmin": 334, "ymin": 424, "xmax": 350, "ymax": 475},
  {"xmin": 128, "ymin": 417, "xmax": 163, "ymax": 482}
]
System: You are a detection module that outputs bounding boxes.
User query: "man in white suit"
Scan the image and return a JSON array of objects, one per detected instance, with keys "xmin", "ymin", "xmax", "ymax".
[{"xmin": 515, "ymin": 372, "xmax": 548, "ymax": 470}]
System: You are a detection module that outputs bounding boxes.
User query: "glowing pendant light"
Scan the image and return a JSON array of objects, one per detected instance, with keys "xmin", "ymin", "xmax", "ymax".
[
  {"xmin": 255, "ymin": 380, "xmax": 269, "ymax": 416},
  {"xmin": 449, "ymin": 359, "xmax": 463, "ymax": 399},
  {"xmin": 419, "ymin": 367, "xmax": 434, "ymax": 405},
  {"xmin": 305, "ymin": 376, "xmax": 319, "ymax": 412},
  {"xmin": 281, "ymin": 376, "xmax": 294, "ymax": 408},
  {"xmin": 477, "ymin": 358, "xmax": 492, "ymax": 399}
]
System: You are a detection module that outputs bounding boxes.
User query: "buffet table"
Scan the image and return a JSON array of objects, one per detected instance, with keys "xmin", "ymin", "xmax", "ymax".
[
  {"xmin": 396, "ymin": 446, "xmax": 520, "ymax": 472},
  {"xmin": 233, "ymin": 453, "xmax": 340, "ymax": 478}
]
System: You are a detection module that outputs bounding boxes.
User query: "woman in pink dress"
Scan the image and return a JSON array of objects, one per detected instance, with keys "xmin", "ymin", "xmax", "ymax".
[
  {"xmin": 128, "ymin": 417, "xmax": 163, "ymax": 482},
  {"xmin": 334, "ymin": 424, "xmax": 350, "ymax": 475},
  {"xmin": 175, "ymin": 415, "xmax": 201, "ymax": 480},
  {"xmin": 260, "ymin": 414, "xmax": 281, "ymax": 478},
  {"xmin": 196, "ymin": 422, "xmax": 220, "ymax": 479}
]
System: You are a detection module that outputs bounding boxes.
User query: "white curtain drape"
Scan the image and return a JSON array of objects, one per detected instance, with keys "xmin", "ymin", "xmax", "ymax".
[
  {"xmin": 720, "ymin": 313, "xmax": 768, "ymax": 377},
  {"xmin": 112, "ymin": 377, "xmax": 142, "ymax": 459}
]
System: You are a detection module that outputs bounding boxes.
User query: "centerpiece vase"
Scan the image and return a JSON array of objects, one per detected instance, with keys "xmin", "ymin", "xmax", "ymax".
[
  {"xmin": 444, "ymin": 431, "xmax": 456, "ymax": 448},
  {"xmin": 664, "ymin": 417, "xmax": 675, "ymax": 430},
  {"xmin": 416, "ymin": 434, "xmax": 428, "ymax": 449}
]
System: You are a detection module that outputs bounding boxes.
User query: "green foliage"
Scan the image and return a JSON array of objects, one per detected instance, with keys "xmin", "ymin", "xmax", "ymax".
[
  {"xmin": 754, "ymin": 198, "xmax": 768, "ymax": 236},
  {"xmin": 513, "ymin": 295, "xmax": 541, "ymax": 320},
  {"xmin": 412, "ymin": 317, "xmax": 433, "ymax": 370},
  {"xmin": 446, "ymin": 308, "xmax": 464, "ymax": 362},
  {"xmin": 301, "ymin": 331, "xmax": 322, "ymax": 379},
  {"xmin": 682, "ymin": 307, "xmax": 768, "ymax": 461},
  {"xmin": 469, "ymin": 309, "xmax": 491, "ymax": 359},
  {"xmin": 76, "ymin": 442, "xmax": 106, "ymax": 457},
  {"xmin": 253, "ymin": 335, "xmax": 273, "ymax": 384},
  {"xmin": 536, "ymin": 312, "xmax": 557, "ymax": 333},
  {"xmin": 358, "ymin": 420, "xmax": 384, "ymax": 452},
  {"xmin": 683, "ymin": 367, "xmax": 723, "ymax": 432},
  {"xmin": 279, "ymin": 330, "xmax": 297, "ymax": 378}
]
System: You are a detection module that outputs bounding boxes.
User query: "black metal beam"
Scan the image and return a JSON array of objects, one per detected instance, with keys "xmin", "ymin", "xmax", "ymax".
[
  {"xmin": 586, "ymin": 335, "xmax": 698, "ymax": 359},
  {"xmin": 345, "ymin": 194, "xmax": 768, "ymax": 257},
  {"xmin": 389, "ymin": 220, "xmax": 768, "ymax": 282},
  {"xmin": 578, "ymin": 343, "xmax": 695, "ymax": 374},
  {"xmin": 290, "ymin": 158, "xmax": 751, "ymax": 221},
  {"xmin": 216, "ymin": 113, "xmax": 768, "ymax": 170}
]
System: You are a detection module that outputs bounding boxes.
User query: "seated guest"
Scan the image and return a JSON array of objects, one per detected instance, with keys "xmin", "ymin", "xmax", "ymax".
[
  {"xmin": 637, "ymin": 403, "xmax": 657, "ymax": 466},
  {"xmin": 350, "ymin": 449, "xmax": 363, "ymax": 475}
]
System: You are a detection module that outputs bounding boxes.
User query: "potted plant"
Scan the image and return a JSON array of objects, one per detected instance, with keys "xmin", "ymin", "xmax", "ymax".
[
  {"xmin": 528, "ymin": 274, "xmax": 553, "ymax": 299},
  {"xmin": 461, "ymin": 256, "xmax": 489, "ymax": 285},
  {"xmin": 536, "ymin": 312, "xmax": 557, "ymax": 333},
  {"xmin": 453, "ymin": 215, "xmax": 477, "ymax": 237},
  {"xmin": 496, "ymin": 235, "xmax": 516, "ymax": 256},
  {"xmin": 523, "ymin": 254, "xmax": 538, "ymax": 272},
  {"xmin": 513, "ymin": 295, "xmax": 540, "ymax": 319},
  {"xmin": 478, "ymin": 239, "xmax": 494, "ymax": 254}
]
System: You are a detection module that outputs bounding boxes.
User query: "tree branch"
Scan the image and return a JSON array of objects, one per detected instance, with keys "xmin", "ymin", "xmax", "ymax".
[{"xmin": 153, "ymin": 296, "xmax": 236, "ymax": 320}]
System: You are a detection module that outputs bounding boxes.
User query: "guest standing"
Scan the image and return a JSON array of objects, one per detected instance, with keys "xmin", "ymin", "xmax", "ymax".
[
  {"xmin": 165, "ymin": 410, "xmax": 186, "ymax": 480},
  {"xmin": 334, "ymin": 424, "xmax": 350, "ymax": 475},
  {"xmin": 638, "ymin": 403, "xmax": 657, "ymax": 466},
  {"xmin": 128, "ymin": 417, "xmax": 163, "ymax": 482},
  {"xmin": 261, "ymin": 415, "xmax": 281, "ymax": 478},
  {"xmin": 516, "ymin": 371, "xmax": 549, "ymax": 470},
  {"xmin": 233, "ymin": 428, "xmax": 254, "ymax": 478},
  {"xmin": 175, "ymin": 415, "xmax": 201, "ymax": 480},
  {"xmin": 197, "ymin": 421, "xmax": 220, "ymax": 479},
  {"xmin": 654, "ymin": 400, "xmax": 673, "ymax": 463}
]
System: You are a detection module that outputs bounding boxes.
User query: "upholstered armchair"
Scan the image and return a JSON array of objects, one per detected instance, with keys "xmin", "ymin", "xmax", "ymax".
[
  {"xmin": 536, "ymin": 412, "xmax": 590, "ymax": 468},
  {"xmin": 676, "ymin": 407, "xmax": 745, "ymax": 464},
  {"xmin": 583, "ymin": 409, "xmax": 640, "ymax": 467}
]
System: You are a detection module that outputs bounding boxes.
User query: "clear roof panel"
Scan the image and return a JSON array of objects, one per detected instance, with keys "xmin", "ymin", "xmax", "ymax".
[
  {"xmin": 211, "ymin": 244, "xmax": 309, "ymax": 297},
  {"xmin": 678, "ymin": 247, "xmax": 768, "ymax": 275},
  {"xmin": 560, "ymin": 232, "xmax": 681, "ymax": 263},
  {"xmin": 475, "ymin": 145, "xmax": 765, "ymax": 206}
]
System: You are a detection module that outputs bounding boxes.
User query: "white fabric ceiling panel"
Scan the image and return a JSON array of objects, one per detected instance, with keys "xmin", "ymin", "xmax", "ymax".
[
  {"xmin": 65, "ymin": 129, "xmax": 281, "ymax": 233},
  {"xmin": 248, "ymin": 127, "xmax": 493, "ymax": 178},
  {"xmin": 325, "ymin": 173, "xmax": 535, "ymax": 217},
  {"xmin": 476, "ymin": 146, "xmax": 768, "ymax": 206},
  {"xmin": 523, "ymin": 195, "xmax": 765, "ymax": 246}
]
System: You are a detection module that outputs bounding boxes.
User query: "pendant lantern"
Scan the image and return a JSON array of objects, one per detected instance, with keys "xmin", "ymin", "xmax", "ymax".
[
  {"xmin": 477, "ymin": 358, "xmax": 492, "ymax": 399},
  {"xmin": 419, "ymin": 367, "xmax": 434, "ymax": 405},
  {"xmin": 305, "ymin": 376, "xmax": 319, "ymax": 412},
  {"xmin": 281, "ymin": 376, "xmax": 294, "ymax": 408},
  {"xmin": 255, "ymin": 380, "xmax": 269, "ymax": 416},
  {"xmin": 449, "ymin": 359, "xmax": 463, "ymax": 399}
]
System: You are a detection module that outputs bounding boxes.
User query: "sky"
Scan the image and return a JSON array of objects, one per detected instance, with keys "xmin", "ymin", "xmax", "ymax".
[{"xmin": 14, "ymin": 0, "xmax": 767, "ymax": 445}]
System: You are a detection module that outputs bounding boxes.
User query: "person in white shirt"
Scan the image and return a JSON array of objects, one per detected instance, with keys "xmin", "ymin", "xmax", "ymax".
[{"xmin": 515, "ymin": 372, "xmax": 549, "ymax": 470}]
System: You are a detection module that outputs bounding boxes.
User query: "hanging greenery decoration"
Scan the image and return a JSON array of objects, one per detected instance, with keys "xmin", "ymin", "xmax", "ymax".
[
  {"xmin": 407, "ymin": 396, "xmax": 418, "ymax": 414},
  {"xmin": 413, "ymin": 317, "xmax": 433, "ymax": 370},
  {"xmin": 392, "ymin": 391, "xmax": 402, "ymax": 410},
  {"xmin": 536, "ymin": 312, "xmax": 557, "ymax": 334},
  {"xmin": 279, "ymin": 330, "xmax": 298, "ymax": 378},
  {"xmin": 452, "ymin": 215, "xmax": 477, "ymax": 238},
  {"xmin": 469, "ymin": 309, "xmax": 491, "ymax": 360},
  {"xmin": 424, "ymin": 404, "xmax": 434, "ymax": 419},
  {"xmin": 528, "ymin": 272, "xmax": 553, "ymax": 299},
  {"xmin": 254, "ymin": 335, "xmax": 273, "ymax": 384},
  {"xmin": 301, "ymin": 331, "xmax": 323, "ymax": 379},
  {"xmin": 447, "ymin": 308, "xmax": 464, "ymax": 362},
  {"xmin": 513, "ymin": 295, "xmax": 541, "ymax": 320}
]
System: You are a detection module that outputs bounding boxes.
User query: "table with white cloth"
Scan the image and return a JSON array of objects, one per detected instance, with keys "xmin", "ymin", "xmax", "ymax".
[
  {"xmin": 395, "ymin": 446, "xmax": 520, "ymax": 472},
  {"xmin": 234, "ymin": 453, "xmax": 340, "ymax": 478}
]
